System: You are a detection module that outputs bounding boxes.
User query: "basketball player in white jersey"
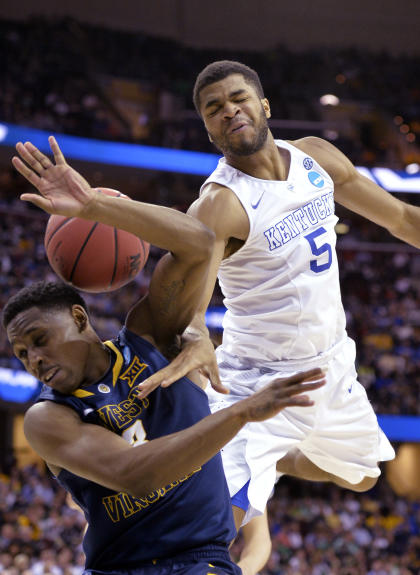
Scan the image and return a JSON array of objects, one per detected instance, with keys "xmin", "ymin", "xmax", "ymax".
[{"xmin": 137, "ymin": 60, "xmax": 420, "ymax": 529}]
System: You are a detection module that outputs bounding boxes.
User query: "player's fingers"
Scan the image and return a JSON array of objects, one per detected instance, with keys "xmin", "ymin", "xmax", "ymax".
[
  {"xmin": 15, "ymin": 142, "xmax": 46, "ymax": 175},
  {"xmin": 136, "ymin": 360, "xmax": 188, "ymax": 398},
  {"xmin": 20, "ymin": 193, "xmax": 52, "ymax": 211},
  {"xmin": 135, "ymin": 374, "xmax": 164, "ymax": 398},
  {"xmin": 280, "ymin": 368, "xmax": 325, "ymax": 387},
  {"xmin": 279, "ymin": 378, "xmax": 326, "ymax": 397},
  {"xmin": 283, "ymin": 395, "xmax": 314, "ymax": 407},
  {"xmin": 19, "ymin": 141, "xmax": 52, "ymax": 174},
  {"xmin": 49, "ymin": 136, "xmax": 66, "ymax": 165},
  {"xmin": 24, "ymin": 141, "xmax": 54, "ymax": 170},
  {"xmin": 201, "ymin": 367, "xmax": 229, "ymax": 394},
  {"xmin": 12, "ymin": 156, "xmax": 42, "ymax": 187}
]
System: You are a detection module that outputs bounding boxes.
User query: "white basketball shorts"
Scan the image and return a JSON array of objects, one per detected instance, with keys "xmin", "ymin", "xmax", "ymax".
[{"xmin": 207, "ymin": 337, "xmax": 395, "ymax": 524}]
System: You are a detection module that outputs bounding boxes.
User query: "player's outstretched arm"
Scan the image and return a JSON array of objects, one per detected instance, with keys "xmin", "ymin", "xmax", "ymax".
[
  {"xmin": 24, "ymin": 369, "xmax": 325, "ymax": 498},
  {"xmin": 13, "ymin": 138, "xmax": 216, "ymax": 344},
  {"xmin": 13, "ymin": 138, "xmax": 214, "ymax": 257}
]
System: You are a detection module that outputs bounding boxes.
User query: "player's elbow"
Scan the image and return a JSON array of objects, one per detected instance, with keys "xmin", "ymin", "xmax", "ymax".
[
  {"xmin": 194, "ymin": 227, "xmax": 216, "ymax": 261},
  {"xmin": 117, "ymin": 457, "xmax": 169, "ymax": 499}
]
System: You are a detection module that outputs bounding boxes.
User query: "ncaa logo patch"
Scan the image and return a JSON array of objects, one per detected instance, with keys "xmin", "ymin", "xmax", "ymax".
[
  {"xmin": 308, "ymin": 171, "xmax": 324, "ymax": 188},
  {"xmin": 303, "ymin": 157, "xmax": 313, "ymax": 170},
  {"xmin": 98, "ymin": 383, "xmax": 111, "ymax": 394}
]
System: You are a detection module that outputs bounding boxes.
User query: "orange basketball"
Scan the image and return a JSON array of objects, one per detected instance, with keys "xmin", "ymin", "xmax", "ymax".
[{"xmin": 44, "ymin": 188, "xmax": 149, "ymax": 292}]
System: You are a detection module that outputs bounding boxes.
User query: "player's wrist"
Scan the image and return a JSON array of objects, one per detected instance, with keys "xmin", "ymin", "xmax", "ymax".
[{"xmin": 79, "ymin": 188, "xmax": 103, "ymax": 220}]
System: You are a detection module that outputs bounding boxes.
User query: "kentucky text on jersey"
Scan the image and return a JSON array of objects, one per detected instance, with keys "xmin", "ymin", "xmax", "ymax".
[{"xmin": 264, "ymin": 191, "xmax": 334, "ymax": 250}]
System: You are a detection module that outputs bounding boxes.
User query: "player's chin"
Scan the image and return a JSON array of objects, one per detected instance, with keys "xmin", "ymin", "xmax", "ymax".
[{"xmin": 50, "ymin": 371, "xmax": 78, "ymax": 394}]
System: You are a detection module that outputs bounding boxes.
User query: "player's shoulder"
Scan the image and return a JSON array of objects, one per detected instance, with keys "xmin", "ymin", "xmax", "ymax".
[
  {"xmin": 188, "ymin": 182, "xmax": 246, "ymax": 227},
  {"xmin": 289, "ymin": 137, "xmax": 355, "ymax": 182},
  {"xmin": 24, "ymin": 401, "xmax": 78, "ymax": 444},
  {"xmin": 288, "ymin": 136, "xmax": 337, "ymax": 156}
]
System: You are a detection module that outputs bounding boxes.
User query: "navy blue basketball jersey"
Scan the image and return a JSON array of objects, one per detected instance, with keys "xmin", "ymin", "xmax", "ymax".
[{"xmin": 37, "ymin": 327, "xmax": 236, "ymax": 570}]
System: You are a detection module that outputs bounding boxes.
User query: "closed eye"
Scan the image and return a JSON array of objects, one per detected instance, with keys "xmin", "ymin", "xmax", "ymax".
[
  {"xmin": 207, "ymin": 107, "xmax": 221, "ymax": 117},
  {"xmin": 34, "ymin": 336, "xmax": 47, "ymax": 347},
  {"xmin": 17, "ymin": 348, "xmax": 28, "ymax": 360}
]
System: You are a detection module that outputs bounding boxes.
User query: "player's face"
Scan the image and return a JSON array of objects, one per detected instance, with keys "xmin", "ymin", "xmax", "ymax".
[
  {"xmin": 199, "ymin": 74, "xmax": 271, "ymax": 157},
  {"xmin": 7, "ymin": 306, "xmax": 91, "ymax": 394}
]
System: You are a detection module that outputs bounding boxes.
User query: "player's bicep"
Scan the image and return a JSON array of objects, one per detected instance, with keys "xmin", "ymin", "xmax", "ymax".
[
  {"xmin": 24, "ymin": 402, "xmax": 134, "ymax": 492},
  {"xmin": 187, "ymin": 187, "xmax": 249, "ymax": 315},
  {"xmin": 141, "ymin": 251, "xmax": 212, "ymax": 343}
]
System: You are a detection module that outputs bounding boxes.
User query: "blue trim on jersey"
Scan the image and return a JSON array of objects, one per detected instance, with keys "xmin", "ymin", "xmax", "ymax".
[{"xmin": 231, "ymin": 480, "xmax": 250, "ymax": 512}]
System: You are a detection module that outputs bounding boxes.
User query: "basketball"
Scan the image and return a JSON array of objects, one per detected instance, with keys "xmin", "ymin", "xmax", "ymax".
[{"xmin": 44, "ymin": 188, "xmax": 150, "ymax": 292}]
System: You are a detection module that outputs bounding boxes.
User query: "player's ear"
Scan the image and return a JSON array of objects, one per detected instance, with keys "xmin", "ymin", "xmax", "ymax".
[
  {"xmin": 71, "ymin": 305, "xmax": 89, "ymax": 332},
  {"xmin": 207, "ymin": 131, "xmax": 213, "ymax": 143},
  {"xmin": 262, "ymin": 98, "xmax": 271, "ymax": 119}
]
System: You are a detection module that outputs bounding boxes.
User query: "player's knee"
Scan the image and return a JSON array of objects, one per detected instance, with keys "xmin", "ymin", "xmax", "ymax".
[{"xmin": 347, "ymin": 476, "xmax": 378, "ymax": 492}]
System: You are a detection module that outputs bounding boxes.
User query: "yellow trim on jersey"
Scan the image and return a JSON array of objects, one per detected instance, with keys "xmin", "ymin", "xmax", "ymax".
[
  {"xmin": 72, "ymin": 389, "xmax": 95, "ymax": 398},
  {"xmin": 104, "ymin": 340, "xmax": 124, "ymax": 386}
]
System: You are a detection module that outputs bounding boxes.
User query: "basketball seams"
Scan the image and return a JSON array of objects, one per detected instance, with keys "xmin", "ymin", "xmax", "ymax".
[
  {"xmin": 69, "ymin": 222, "xmax": 99, "ymax": 282},
  {"xmin": 45, "ymin": 217, "xmax": 74, "ymax": 248},
  {"xmin": 110, "ymin": 227, "xmax": 119, "ymax": 287},
  {"xmin": 45, "ymin": 189, "xmax": 149, "ymax": 291}
]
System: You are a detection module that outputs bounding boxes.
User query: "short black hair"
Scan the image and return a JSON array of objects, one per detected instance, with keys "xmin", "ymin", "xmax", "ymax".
[
  {"xmin": 2, "ymin": 281, "xmax": 88, "ymax": 329},
  {"xmin": 193, "ymin": 60, "xmax": 264, "ymax": 116}
]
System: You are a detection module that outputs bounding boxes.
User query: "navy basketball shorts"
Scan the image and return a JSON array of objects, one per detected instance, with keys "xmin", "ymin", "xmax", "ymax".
[{"xmin": 84, "ymin": 547, "xmax": 242, "ymax": 575}]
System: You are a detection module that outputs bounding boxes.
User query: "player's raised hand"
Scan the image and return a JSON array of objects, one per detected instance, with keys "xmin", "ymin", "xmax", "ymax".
[
  {"xmin": 12, "ymin": 136, "xmax": 94, "ymax": 217},
  {"xmin": 136, "ymin": 331, "xmax": 228, "ymax": 399},
  {"xmin": 241, "ymin": 368, "xmax": 326, "ymax": 422}
]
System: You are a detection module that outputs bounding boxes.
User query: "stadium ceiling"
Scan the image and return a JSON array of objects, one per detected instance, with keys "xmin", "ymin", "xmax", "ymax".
[{"xmin": 1, "ymin": 0, "xmax": 419, "ymax": 55}]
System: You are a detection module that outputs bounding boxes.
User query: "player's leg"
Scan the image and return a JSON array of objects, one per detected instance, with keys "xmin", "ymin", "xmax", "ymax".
[
  {"xmin": 276, "ymin": 447, "xmax": 378, "ymax": 491},
  {"xmin": 280, "ymin": 338, "xmax": 395, "ymax": 491}
]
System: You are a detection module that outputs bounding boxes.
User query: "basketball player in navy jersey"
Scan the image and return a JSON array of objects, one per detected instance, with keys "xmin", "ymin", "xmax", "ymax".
[
  {"xmin": 137, "ymin": 60, "xmax": 420, "ymax": 532},
  {"xmin": 4, "ymin": 137, "xmax": 326, "ymax": 575}
]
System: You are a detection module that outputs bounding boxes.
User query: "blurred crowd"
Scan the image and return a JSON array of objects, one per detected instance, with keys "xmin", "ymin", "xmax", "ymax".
[
  {"xmin": 1, "ymin": 463, "xmax": 418, "ymax": 575},
  {"xmin": 0, "ymin": 14, "xmax": 420, "ymax": 575},
  {"xmin": 1, "ymin": 16, "xmax": 419, "ymax": 167},
  {"xmin": 234, "ymin": 477, "xmax": 420, "ymax": 575}
]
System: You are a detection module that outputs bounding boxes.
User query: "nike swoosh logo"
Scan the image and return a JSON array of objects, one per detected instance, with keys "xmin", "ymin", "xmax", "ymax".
[{"xmin": 251, "ymin": 193, "xmax": 265, "ymax": 209}]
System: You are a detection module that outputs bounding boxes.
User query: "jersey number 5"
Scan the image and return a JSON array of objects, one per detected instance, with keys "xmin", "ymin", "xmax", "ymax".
[{"xmin": 304, "ymin": 227, "xmax": 332, "ymax": 273}]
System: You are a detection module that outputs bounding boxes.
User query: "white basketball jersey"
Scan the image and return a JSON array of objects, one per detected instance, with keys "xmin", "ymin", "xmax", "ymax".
[{"xmin": 200, "ymin": 140, "xmax": 347, "ymax": 363}]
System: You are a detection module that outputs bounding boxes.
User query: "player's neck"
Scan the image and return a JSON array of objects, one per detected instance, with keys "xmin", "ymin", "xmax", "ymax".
[
  {"xmin": 224, "ymin": 133, "xmax": 289, "ymax": 181},
  {"xmin": 80, "ymin": 340, "xmax": 112, "ymax": 388}
]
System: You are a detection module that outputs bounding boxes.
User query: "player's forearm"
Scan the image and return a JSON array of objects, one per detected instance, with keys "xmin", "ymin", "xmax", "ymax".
[
  {"xmin": 392, "ymin": 203, "xmax": 420, "ymax": 249},
  {"xmin": 118, "ymin": 403, "xmax": 247, "ymax": 498},
  {"xmin": 82, "ymin": 191, "xmax": 215, "ymax": 259}
]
